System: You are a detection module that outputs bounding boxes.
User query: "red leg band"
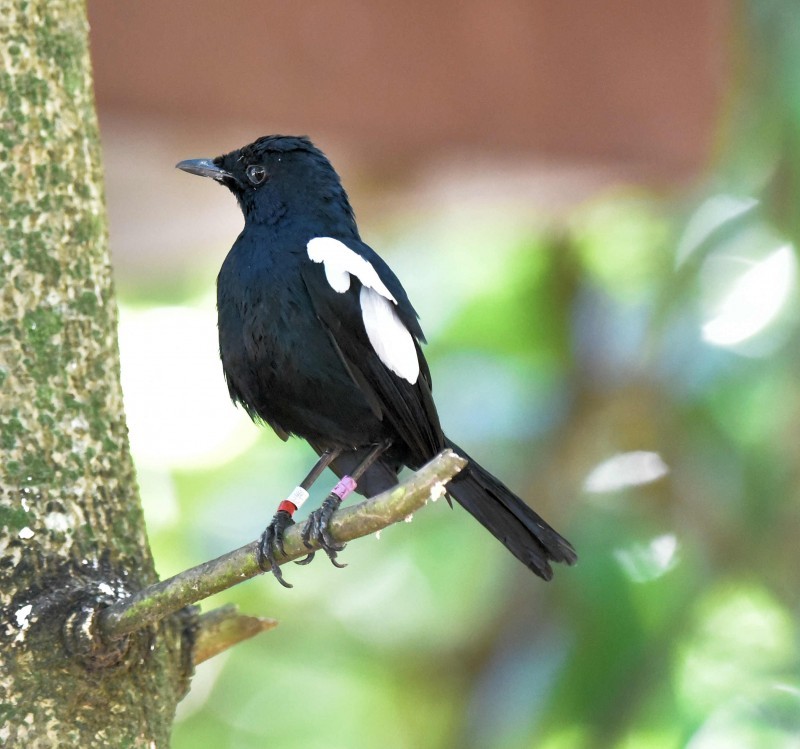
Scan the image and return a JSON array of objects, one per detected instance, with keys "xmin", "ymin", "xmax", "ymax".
[{"xmin": 278, "ymin": 500, "xmax": 297, "ymax": 516}]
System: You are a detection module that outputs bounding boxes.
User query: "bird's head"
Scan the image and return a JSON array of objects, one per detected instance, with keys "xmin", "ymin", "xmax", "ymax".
[{"xmin": 177, "ymin": 135, "xmax": 358, "ymax": 235}]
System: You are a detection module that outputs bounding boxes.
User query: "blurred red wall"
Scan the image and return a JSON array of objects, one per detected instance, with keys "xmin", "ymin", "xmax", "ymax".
[{"xmin": 88, "ymin": 1, "xmax": 728, "ymax": 176}]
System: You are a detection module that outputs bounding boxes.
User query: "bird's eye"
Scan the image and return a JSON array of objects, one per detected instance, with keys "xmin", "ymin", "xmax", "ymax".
[{"xmin": 246, "ymin": 165, "xmax": 268, "ymax": 186}]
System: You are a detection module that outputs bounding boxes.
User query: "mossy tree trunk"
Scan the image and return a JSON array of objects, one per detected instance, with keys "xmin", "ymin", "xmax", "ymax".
[{"xmin": 0, "ymin": 2, "xmax": 190, "ymax": 745}]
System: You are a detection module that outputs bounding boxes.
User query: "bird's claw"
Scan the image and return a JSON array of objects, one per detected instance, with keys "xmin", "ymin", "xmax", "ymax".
[
  {"xmin": 298, "ymin": 495, "xmax": 347, "ymax": 568},
  {"xmin": 257, "ymin": 509, "xmax": 295, "ymax": 588}
]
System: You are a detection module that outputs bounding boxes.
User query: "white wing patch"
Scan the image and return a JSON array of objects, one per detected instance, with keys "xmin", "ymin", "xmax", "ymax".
[
  {"xmin": 307, "ymin": 237, "xmax": 419, "ymax": 384},
  {"xmin": 360, "ymin": 287, "xmax": 420, "ymax": 384},
  {"xmin": 307, "ymin": 237, "xmax": 396, "ymax": 301}
]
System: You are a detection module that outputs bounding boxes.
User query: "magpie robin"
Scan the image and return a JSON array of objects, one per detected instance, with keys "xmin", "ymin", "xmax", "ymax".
[{"xmin": 177, "ymin": 135, "xmax": 576, "ymax": 587}]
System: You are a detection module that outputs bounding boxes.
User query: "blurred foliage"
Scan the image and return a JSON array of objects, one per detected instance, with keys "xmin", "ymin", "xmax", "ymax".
[{"xmin": 116, "ymin": 5, "xmax": 800, "ymax": 748}]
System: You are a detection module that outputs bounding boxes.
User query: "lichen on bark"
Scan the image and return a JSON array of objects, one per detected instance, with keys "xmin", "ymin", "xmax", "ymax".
[{"xmin": 0, "ymin": 2, "xmax": 188, "ymax": 746}]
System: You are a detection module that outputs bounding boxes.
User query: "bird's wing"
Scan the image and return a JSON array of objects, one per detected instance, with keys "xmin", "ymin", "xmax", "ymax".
[{"xmin": 301, "ymin": 236, "xmax": 443, "ymax": 461}]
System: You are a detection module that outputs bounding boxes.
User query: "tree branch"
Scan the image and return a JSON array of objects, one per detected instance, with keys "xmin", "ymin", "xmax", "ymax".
[
  {"xmin": 193, "ymin": 605, "xmax": 278, "ymax": 665},
  {"xmin": 98, "ymin": 449, "xmax": 466, "ymax": 641}
]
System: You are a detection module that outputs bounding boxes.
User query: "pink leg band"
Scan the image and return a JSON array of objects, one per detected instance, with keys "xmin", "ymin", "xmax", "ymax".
[{"xmin": 331, "ymin": 475, "xmax": 357, "ymax": 501}]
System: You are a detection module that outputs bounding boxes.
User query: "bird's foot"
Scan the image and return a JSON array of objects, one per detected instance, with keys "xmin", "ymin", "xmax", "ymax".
[
  {"xmin": 296, "ymin": 476, "xmax": 356, "ymax": 568},
  {"xmin": 298, "ymin": 495, "xmax": 346, "ymax": 567},
  {"xmin": 257, "ymin": 450, "xmax": 342, "ymax": 587},
  {"xmin": 257, "ymin": 507, "xmax": 296, "ymax": 588}
]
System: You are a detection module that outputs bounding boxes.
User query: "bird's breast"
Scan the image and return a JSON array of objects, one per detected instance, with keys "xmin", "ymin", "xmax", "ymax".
[
  {"xmin": 215, "ymin": 248, "xmax": 382, "ymax": 444},
  {"xmin": 217, "ymin": 253, "xmax": 310, "ymax": 379}
]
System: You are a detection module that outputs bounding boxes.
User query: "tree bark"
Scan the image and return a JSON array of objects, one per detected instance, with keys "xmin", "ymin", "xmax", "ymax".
[{"xmin": 0, "ymin": 2, "xmax": 189, "ymax": 746}]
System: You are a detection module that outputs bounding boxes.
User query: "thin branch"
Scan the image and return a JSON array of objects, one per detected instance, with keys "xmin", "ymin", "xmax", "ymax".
[
  {"xmin": 193, "ymin": 605, "xmax": 278, "ymax": 665},
  {"xmin": 98, "ymin": 449, "xmax": 466, "ymax": 641}
]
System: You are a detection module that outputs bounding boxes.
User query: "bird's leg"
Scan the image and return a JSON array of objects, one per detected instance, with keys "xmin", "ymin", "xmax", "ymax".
[
  {"xmin": 257, "ymin": 448, "xmax": 342, "ymax": 587},
  {"xmin": 298, "ymin": 440, "xmax": 391, "ymax": 568}
]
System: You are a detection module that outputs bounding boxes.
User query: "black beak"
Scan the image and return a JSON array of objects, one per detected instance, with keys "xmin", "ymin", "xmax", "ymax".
[{"xmin": 176, "ymin": 158, "xmax": 231, "ymax": 180}]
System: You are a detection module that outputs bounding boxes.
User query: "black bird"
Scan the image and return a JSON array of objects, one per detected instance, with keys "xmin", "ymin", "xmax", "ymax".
[{"xmin": 177, "ymin": 135, "xmax": 576, "ymax": 586}]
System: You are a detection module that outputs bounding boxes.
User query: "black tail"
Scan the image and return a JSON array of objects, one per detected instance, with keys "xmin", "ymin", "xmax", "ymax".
[{"xmin": 445, "ymin": 438, "xmax": 577, "ymax": 580}]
